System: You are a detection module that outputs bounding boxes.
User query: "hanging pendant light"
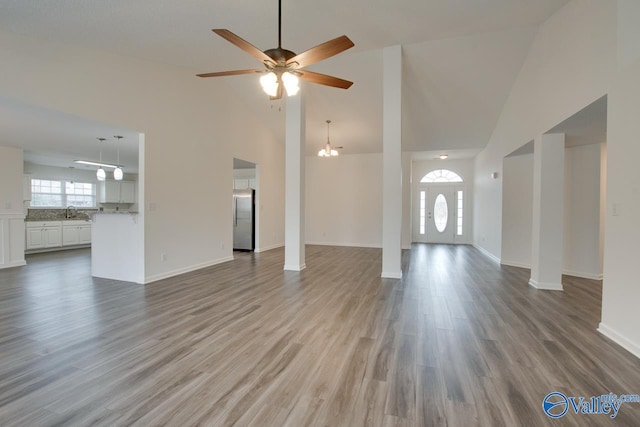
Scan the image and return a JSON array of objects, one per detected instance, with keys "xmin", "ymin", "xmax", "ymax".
[
  {"xmin": 318, "ymin": 120, "xmax": 340, "ymax": 157},
  {"xmin": 113, "ymin": 135, "xmax": 124, "ymax": 181},
  {"xmin": 96, "ymin": 138, "xmax": 106, "ymax": 181}
]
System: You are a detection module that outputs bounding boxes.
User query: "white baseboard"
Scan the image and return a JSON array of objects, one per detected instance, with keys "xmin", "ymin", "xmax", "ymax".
[
  {"xmin": 0, "ymin": 260, "xmax": 26, "ymax": 270},
  {"xmin": 563, "ymin": 269, "xmax": 603, "ymax": 280},
  {"xmin": 528, "ymin": 278, "xmax": 563, "ymax": 291},
  {"xmin": 284, "ymin": 263, "xmax": 306, "ymax": 271},
  {"xmin": 144, "ymin": 256, "xmax": 234, "ymax": 284},
  {"xmin": 472, "ymin": 244, "xmax": 501, "ymax": 264},
  {"xmin": 306, "ymin": 241, "xmax": 382, "ymax": 249},
  {"xmin": 500, "ymin": 260, "xmax": 530, "ymax": 269},
  {"xmin": 598, "ymin": 323, "xmax": 640, "ymax": 359},
  {"xmin": 500, "ymin": 262, "xmax": 603, "ymax": 281},
  {"xmin": 381, "ymin": 271, "xmax": 403, "ymax": 279},
  {"xmin": 254, "ymin": 243, "xmax": 284, "ymax": 253}
]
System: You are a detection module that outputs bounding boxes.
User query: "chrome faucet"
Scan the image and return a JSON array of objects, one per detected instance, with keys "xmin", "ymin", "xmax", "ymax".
[{"xmin": 65, "ymin": 205, "xmax": 77, "ymax": 219}]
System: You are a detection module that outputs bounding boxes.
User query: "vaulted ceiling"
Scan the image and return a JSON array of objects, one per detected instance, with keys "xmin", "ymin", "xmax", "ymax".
[{"xmin": 0, "ymin": 0, "xmax": 570, "ymax": 162}]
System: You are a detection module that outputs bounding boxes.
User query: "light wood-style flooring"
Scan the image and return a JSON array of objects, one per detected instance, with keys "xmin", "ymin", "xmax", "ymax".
[{"xmin": 0, "ymin": 244, "xmax": 639, "ymax": 426}]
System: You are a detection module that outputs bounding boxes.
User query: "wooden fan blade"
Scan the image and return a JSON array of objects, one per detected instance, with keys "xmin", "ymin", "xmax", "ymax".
[
  {"xmin": 286, "ymin": 35, "xmax": 354, "ymax": 69},
  {"xmin": 298, "ymin": 70, "xmax": 353, "ymax": 89},
  {"xmin": 197, "ymin": 69, "xmax": 263, "ymax": 78},
  {"xmin": 212, "ymin": 29, "xmax": 274, "ymax": 64}
]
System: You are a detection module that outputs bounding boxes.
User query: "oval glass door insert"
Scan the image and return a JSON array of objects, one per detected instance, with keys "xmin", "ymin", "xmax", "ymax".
[{"xmin": 434, "ymin": 194, "xmax": 448, "ymax": 232}]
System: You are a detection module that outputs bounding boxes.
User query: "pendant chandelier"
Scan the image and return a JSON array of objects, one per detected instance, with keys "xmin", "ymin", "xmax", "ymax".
[
  {"xmin": 318, "ymin": 120, "xmax": 341, "ymax": 157},
  {"xmin": 96, "ymin": 138, "xmax": 106, "ymax": 181},
  {"xmin": 113, "ymin": 135, "xmax": 124, "ymax": 181}
]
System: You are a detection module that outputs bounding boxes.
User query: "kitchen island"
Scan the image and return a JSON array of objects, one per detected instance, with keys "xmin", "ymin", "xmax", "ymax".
[{"xmin": 91, "ymin": 212, "xmax": 144, "ymax": 284}]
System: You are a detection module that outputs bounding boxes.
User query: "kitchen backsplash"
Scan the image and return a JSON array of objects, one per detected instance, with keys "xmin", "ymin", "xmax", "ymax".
[{"xmin": 26, "ymin": 208, "xmax": 98, "ymax": 221}]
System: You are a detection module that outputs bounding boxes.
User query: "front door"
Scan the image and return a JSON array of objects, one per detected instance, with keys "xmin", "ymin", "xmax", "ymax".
[{"xmin": 426, "ymin": 186, "xmax": 455, "ymax": 243}]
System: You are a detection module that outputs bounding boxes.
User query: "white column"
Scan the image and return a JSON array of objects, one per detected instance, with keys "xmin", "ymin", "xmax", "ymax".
[
  {"xmin": 284, "ymin": 92, "xmax": 306, "ymax": 271},
  {"xmin": 530, "ymin": 133, "xmax": 565, "ymax": 290},
  {"xmin": 381, "ymin": 45, "xmax": 403, "ymax": 279}
]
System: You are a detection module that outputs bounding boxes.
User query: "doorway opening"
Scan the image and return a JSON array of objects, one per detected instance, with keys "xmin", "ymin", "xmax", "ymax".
[{"xmin": 232, "ymin": 158, "xmax": 257, "ymax": 252}]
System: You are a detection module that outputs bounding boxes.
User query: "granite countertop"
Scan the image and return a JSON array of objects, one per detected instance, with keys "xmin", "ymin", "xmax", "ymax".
[
  {"xmin": 93, "ymin": 211, "xmax": 138, "ymax": 215},
  {"xmin": 25, "ymin": 208, "xmax": 97, "ymax": 222},
  {"xmin": 25, "ymin": 216, "xmax": 92, "ymax": 222}
]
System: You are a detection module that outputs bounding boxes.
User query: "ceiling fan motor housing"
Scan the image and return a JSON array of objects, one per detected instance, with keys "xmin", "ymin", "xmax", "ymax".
[{"xmin": 263, "ymin": 48, "xmax": 297, "ymax": 67}]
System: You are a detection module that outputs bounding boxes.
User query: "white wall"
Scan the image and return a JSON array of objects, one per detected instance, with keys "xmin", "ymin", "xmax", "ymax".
[
  {"xmin": 0, "ymin": 146, "xmax": 26, "ymax": 269},
  {"xmin": 501, "ymin": 153, "xmax": 533, "ymax": 268},
  {"xmin": 401, "ymin": 152, "xmax": 412, "ymax": 249},
  {"xmin": 474, "ymin": 0, "xmax": 640, "ymax": 357},
  {"xmin": 474, "ymin": 0, "xmax": 615, "ymax": 258},
  {"xmin": 306, "ymin": 153, "xmax": 382, "ymax": 247},
  {"xmin": 412, "ymin": 158, "xmax": 474, "ymax": 243},
  {"xmin": 600, "ymin": 0, "xmax": 640, "ymax": 358},
  {"xmin": 563, "ymin": 144, "xmax": 603, "ymax": 279},
  {"xmin": 0, "ymin": 30, "xmax": 285, "ymax": 282},
  {"xmin": 0, "ymin": 146, "xmax": 23, "ymax": 214},
  {"xmin": 500, "ymin": 145, "xmax": 604, "ymax": 279}
]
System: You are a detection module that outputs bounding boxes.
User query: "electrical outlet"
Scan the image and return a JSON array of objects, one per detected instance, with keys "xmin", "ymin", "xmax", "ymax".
[
  {"xmin": 220, "ymin": 242, "xmax": 224, "ymax": 249},
  {"xmin": 161, "ymin": 253, "xmax": 167, "ymax": 261},
  {"xmin": 4, "ymin": 201, "xmax": 11, "ymax": 209}
]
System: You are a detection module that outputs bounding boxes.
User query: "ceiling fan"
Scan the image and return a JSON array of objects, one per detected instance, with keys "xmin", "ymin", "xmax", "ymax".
[{"xmin": 197, "ymin": 0, "xmax": 355, "ymax": 100}]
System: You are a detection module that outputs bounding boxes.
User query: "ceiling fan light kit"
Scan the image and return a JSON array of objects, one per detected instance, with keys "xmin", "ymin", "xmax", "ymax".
[{"xmin": 197, "ymin": 0, "xmax": 354, "ymax": 100}]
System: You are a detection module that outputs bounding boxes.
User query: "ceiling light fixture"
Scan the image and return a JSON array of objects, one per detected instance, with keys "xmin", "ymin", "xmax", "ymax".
[
  {"xmin": 318, "ymin": 120, "xmax": 341, "ymax": 157},
  {"xmin": 96, "ymin": 138, "xmax": 107, "ymax": 181},
  {"xmin": 74, "ymin": 160, "xmax": 119, "ymax": 169},
  {"xmin": 439, "ymin": 154, "xmax": 448, "ymax": 160},
  {"xmin": 113, "ymin": 135, "xmax": 124, "ymax": 181}
]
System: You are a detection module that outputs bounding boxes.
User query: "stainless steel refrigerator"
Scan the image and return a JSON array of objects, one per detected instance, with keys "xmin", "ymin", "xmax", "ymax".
[{"xmin": 233, "ymin": 189, "xmax": 255, "ymax": 251}]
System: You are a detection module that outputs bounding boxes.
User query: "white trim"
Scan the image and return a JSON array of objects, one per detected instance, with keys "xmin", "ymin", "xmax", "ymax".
[
  {"xmin": 284, "ymin": 263, "xmax": 306, "ymax": 271},
  {"xmin": 472, "ymin": 243, "xmax": 501, "ymax": 264},
  {"xmin": 402, "ymin": 245, "xmax": 411, "ymax": 250},
  {"xmin": 306, "ymin": 241, "xmax": 382, "ymax": 249},
  {"xmin": 144, "ymin": 256, "xmax": 234, "ymax": 284},
  {"xmin": 598, "ymin": 323, "xmax": 640, "ymax": 359},
  {"xmin": 381, "ymin": 271, "xmax": 403, "ymax": 279},
  {"xmin": 500, "ymin": 261, "xmax": 603, "ymax": 281},
  {"xmin": 0, "ymin": 260, "xmax": 26, "ymax": 270},
  {"xmin": 562, "ymin": 269, "xmax": 603, "ymax": 280},
  {"xmin": 254, "ymin": 243, "xmax": 284, "ymax": 253},
  {"xmin": 528, "ymin": 278, "xmax": 563, "ymax": 291},
  {"xmin": 500, "ymin": 260, "xmax": 530, "ymax": 269}
]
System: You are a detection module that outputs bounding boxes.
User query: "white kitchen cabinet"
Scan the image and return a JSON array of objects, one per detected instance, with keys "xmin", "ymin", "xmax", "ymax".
[
  {"xmin": 234, "ymin": 178, "xmax": 256, "ymax": 189},
  {"xmin": 234, "ymin": 178, "xmax": 249, "ymax": 189},
  {"xmin": 78, "ymin": 225, "xmax": 92, "ymax": 244},
  {"xmin": 26, "ymin": 227, "xmax": 45, "ymax": 249},
  {"xmin": 119, "ymin": 181, "xmax": 135, "ymax": 203},
  {"xmin": 62, "ymin": 221, "xmax": 92, "ymax": 246},
  {"xmin": 99, "ymin": 180, "xmax": 136, "ymax": 204},
  {"xmin": 26, "ymin": 221, "xmax": 62, "ymax": 250}
]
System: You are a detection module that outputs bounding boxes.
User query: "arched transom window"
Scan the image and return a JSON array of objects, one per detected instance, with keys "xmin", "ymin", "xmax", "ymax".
[{"xmin": 420, "ymin": 169, "xmax": 463, "ymax": 183}]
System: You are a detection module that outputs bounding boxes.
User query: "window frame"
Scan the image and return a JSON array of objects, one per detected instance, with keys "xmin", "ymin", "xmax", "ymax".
[{"xmin": 30, "ymin": 178, "xmax": 97, "ymax": 209}]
